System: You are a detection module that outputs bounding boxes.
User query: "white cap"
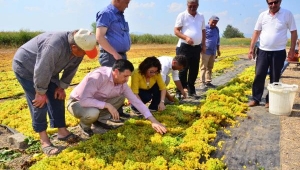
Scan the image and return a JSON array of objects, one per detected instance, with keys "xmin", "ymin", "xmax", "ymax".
[{"xmin": 74, "ymin": 29, "xmax": 97, "ymax": 59}]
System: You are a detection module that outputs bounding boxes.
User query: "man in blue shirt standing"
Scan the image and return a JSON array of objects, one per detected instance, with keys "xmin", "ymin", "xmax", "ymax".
[
  {"xmin": 96, "ymin": 0, "xmax": 131, "ymax": 67},
  {"xmin": 199, "ymin": 15, "xmax": 221, "ymax": 89}
]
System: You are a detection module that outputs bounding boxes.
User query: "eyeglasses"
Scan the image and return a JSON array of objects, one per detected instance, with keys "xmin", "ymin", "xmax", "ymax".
[
  {"xmin": 267, "ymin": 0, "xmax": 279, "ymax": 5},
  {"xmin": 149, "ymin": 71, "xmax": 158, "ymax": 74},
  {"xmin": 148, "ymin": 70, "xmax": 158, "ymax": 75}
]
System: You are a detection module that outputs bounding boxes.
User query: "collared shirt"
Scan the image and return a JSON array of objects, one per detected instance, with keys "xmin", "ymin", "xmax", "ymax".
[
  {"xmin": 205, "ymin": 24, "xmax": 220, "ymax": 55},
  {"xmin": 12, "ymin": 31, "xmax": 83, "ymax": 95},
  {"xmin": 158, "ymin": 56, "xmax": 180, "ymax": 82},
  {"xmin": 70, "ymin": 67, "xmax": 152, "ymax": 119},
  {"xmin": 130, "ymin": 70, "xmax": 166, "ymax": 94},
  {"xmin": 175, "ymin": 10, "xmax": 205, "ymax": 46},
  {"xmin": 96, "ymin": 4, "xmax": 131, "ymax": 52},
  {"xmin": 255, "ymin": 8, "xmax": 297, "ymax": 51}
]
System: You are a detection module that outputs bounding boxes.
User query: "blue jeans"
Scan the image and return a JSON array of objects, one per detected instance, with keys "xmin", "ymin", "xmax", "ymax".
[
  {"xmin": 15, "ymin": 72, "xmax": 66, "ymax": 132},
  {"xmin": 98, "ymin": 51, "xmax": 127, "ymax": 67}
]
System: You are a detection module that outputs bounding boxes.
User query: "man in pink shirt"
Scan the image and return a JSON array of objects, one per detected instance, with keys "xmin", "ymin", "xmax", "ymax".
[{"xmin": 67, "ymin": 59, "xmax": 167, "ymax": 136}]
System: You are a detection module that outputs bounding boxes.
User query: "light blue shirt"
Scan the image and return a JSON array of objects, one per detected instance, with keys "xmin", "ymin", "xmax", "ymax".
[
  {"xmin": 205, "ymin": 24, "xmax": 220, "ymax": 55},
  {"xmin": 96, "ymin": 4, "xmax": 131, "ymax": 53}
]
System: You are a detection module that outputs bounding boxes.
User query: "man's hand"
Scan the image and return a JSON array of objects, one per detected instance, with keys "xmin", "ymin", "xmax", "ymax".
[
  {"xmin": 158, "ymin": 102, "xmax": 166, "ymax": 111},
  {"xmin": 32, "ymin": 93, "xmax": 48, "ymax": 108},
  {"xmin": 180, "ymin": 90, "xmax": 187, "ymax": 99},
  {"xmin": 148, "ymin": 116, "xmax": 167, "ymax": 135},
  {"xmin": 113, "ymin": 53, "xmax": 123, "ymax": 60},
  {"xmin": 201, "ymin": 46, "xmax": 206, "ymax": 54},
  {"xmin": 185, "ymin": 37, "xmax": 194, "ymax": 45},
  {"xmin": 104, "ymin": 103, "xmax": 120, "ymax": 121},
  {"xmin": 288, "ymin": 49, "xmax": 295, "ymax": 60},
  {"xmin": 54, "ymin": 87, "xmax": 66, "ymax": 100},
  {"xmin": 248, "ymin": 51, "xmax": 254, "ymax": 60},
  {"xmin": 217, "ymin": 50, "xmax": 221, "ymax": 57}
]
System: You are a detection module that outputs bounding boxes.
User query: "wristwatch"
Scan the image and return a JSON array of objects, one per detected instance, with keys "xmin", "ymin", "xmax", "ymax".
[{"xmin": 160, "ymin": 100, "xmax": 165, "ymax": 103}]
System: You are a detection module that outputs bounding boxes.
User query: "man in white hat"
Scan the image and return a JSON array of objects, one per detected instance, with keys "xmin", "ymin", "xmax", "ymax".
[{"xmin": 12, "ymin": 29, "xmax": 98, "ymax": 156}]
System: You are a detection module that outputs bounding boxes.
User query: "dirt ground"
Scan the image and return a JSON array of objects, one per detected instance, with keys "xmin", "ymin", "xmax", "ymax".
[{"xmin": 0, "ymin": 52, "xmax": 299, "ymax": 170}]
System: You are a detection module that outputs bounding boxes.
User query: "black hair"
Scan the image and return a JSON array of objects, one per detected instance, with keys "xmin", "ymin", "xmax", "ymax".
[
  {"xmin": 138, "ymin": 56, "xmax": 161, "ymax": 75},
  {"xmin": 173, "ymin": 55, "xmax": 187, "ymax": 68},
  {"xmin": 112, "ymin": 59, "xmax": 134, "ymax": 72}
]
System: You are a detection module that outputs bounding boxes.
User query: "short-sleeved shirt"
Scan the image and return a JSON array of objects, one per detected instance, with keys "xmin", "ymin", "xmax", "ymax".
[
  {"xmin": 70, "ymin": 67, "xmax": 152, "ymax": 118},
  {"xmin": 175, "ymin": 10, "xmax": 205, "ymax": 46},
  {"xmin": 254, "ymin": 8, "xmax": 297, "ymax": 51},
  {"xmin": 130, "ymin": 70, "xmax": 166, "ymax": 94},
  {"xmin": 96, "ymin": 4, "xmax": 131, "ymax": 52},
  {"xmin": 205, "ymin": 24, "xmax": 220, "ymax": 55},
  {"xmin": 157, "ymin": 56, "xmax": 180, "ymax": 82}
]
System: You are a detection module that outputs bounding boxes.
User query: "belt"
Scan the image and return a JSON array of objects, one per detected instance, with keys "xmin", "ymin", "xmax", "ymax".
[
  {"xmin": 181, "ymin": 43, "xmax": 201, "ymax": 48},
  {"xmin": 100, "ymin": 49, "xmax": 126, "ymax": 55}
]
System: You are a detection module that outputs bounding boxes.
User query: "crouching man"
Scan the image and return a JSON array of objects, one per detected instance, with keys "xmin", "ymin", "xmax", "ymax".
[{"xmin": 67, "ymin": 59, "xmax": 167, "ymax": 136}]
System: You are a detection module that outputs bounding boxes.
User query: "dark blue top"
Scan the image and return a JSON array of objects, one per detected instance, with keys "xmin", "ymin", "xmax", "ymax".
[
  {"xmin": 205, "ymin": 24, "xmax": 220, "ymax": 55},
  {"xmin": 96, "ymin": 4, "xmax": 131, "ymax": 53}
]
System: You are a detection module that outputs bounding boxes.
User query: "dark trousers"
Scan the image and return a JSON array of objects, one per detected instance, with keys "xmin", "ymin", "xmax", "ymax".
[
  {"xmin": 99, "ymin": 50, "xmax": 127, "ymax": 67},
  {"xmin": 132, "ymin": 83, "xmax": 161, "ymax": 110},
  {"xmin": 252, "ymin": 49, "xmax": 286, "ymax": 103},
  {"xmin": 14, "ymin": 72, "xmax": 66, "ymax": 132},
  {"xmin": 176, "ymin": 43, "xmax": 202, "ymax": 95}
]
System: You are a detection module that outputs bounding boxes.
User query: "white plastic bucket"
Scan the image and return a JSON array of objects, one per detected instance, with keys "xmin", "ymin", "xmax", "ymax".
[{"xmin": 267, "ymin": 82, "xmax": 298, "ymax": 116}]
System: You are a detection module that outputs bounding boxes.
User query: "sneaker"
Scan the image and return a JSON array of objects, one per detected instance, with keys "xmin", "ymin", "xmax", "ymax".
[
  {"xmin": 205, "ymin": 82, "xmax": 216, "ymax": 88},
  {"xmin": 199, "ymin": 83, "xmax": 206, "ymax": 90},
  {"xmin": 79, "ymin": 124, "xmax": 94, "ymax": 137}
]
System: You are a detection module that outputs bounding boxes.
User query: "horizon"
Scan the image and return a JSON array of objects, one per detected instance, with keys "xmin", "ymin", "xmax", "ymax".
[{"xmin": 0, "ymin": 0, "xmax": 299, "ymax": 38}]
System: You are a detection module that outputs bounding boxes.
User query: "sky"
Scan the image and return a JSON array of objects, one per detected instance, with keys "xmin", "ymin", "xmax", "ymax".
[{"xmin": 0, "ymin": 0, "xmax": 299, "ymax": 38}]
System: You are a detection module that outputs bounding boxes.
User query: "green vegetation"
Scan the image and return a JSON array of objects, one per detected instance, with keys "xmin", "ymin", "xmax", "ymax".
[
  {"xmin": 222, "ymin": 25, "xmax": 245, "ymax": 38},
  {"xmin": 0, "ymin": 30, "xmax": 41, "ymax": 47},
  {"xmin": 131, "ymin": 34, "xmax": 178, "ymax": 44},
  {"xmin": 0, "ymin": 30, "xmax": 251, "ymax": 48},
  {"xmin": 0, "ymin": 149, "xmax": 21, "ymax": 162},
  {"xmin": 0, "ymin": 30, "xmax": 295, "ymax": 48}
]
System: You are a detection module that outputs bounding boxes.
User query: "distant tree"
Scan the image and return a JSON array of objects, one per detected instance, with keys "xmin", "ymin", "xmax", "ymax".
[
  {"xmin": 91, "ymin": 22, "xmax": 96, "ymax": 33},
  {"xmin": 222, "ymin": 25, "xmax": 245, "ymax": 38}
]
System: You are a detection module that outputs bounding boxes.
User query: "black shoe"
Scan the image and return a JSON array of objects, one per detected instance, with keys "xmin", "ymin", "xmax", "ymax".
[
  {"xmin": 175, "ymin": 92, "xmax": 182, "ymax": 100},
  {"xmin": 205, "ymin": 82, "xmax": 216, "ymax": 88},
  {"xmin": 188, "ymin": 93, "xmax": 200, "ymax": 99},
  {"xmin": 79, "ymin": 124, "xmax": 94, "ymax": 137},
  {"xmin": 119, "ymin": 111, "xmax": 131, "ymax": 118}
]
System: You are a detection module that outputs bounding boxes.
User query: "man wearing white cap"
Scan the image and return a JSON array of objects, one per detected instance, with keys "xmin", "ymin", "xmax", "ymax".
[
  {"xmin": 12, "ymin": 29, "xmax": 98, "ymax": 156},
  {"xmin": 199, "ymin": 15, "xmax": 221, "ymax": 89}
]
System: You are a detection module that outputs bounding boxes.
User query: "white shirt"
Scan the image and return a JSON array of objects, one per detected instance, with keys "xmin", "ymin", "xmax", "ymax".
[
  {"xmin": 175, "ymin": 10, "xmax": 205, "ymax": 46},
  {"xmin": 255, "ymin": 8, "xmax": 297, "ymax": 51},
  {"xmin": 158, "ymin": 56, "xmax": 180, "ymax": 82}
]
